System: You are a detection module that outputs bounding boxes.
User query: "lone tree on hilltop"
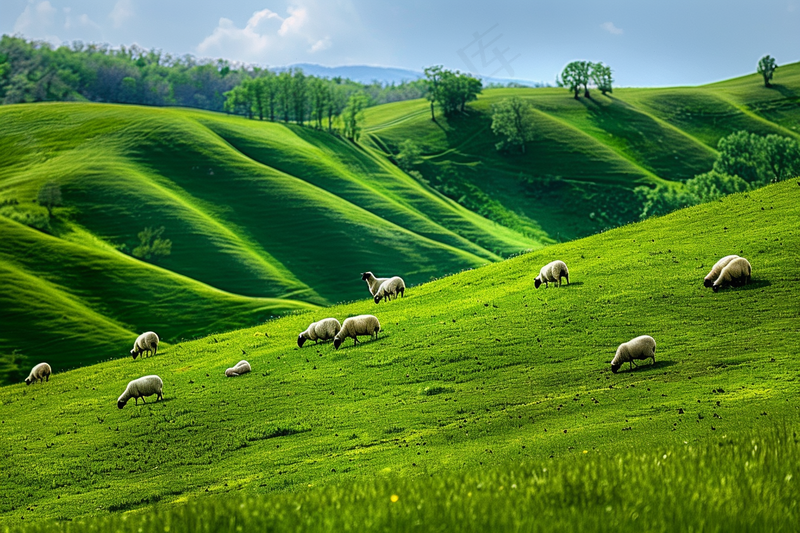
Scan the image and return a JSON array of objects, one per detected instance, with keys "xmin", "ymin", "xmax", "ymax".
[
  {"xmin": 757, "ymin": 55, "xmax": 778, "ymax": 87},
  {"xmin": 37, "ymin": 182, "xmax": 62, "ymax": 217},
  {"xmin": 558, "ymin": 61, "xmax": 589, "ymax": 99},
  {"xmin": 491, "ymin": 97, "xmax": 535, "ymax": 154},
  {"xmin": 592, "ymin": 63, "xmax": 614, "ymax": 95}
]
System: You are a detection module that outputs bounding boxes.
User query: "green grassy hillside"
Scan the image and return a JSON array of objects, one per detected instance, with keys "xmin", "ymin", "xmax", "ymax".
[
  {"xmin": 0, "ymin": 103, "xmax": 537, "ymax": 371},
  {"xmin": 1, "ymin": 180, "xmax": 797, "ymax": 525},
  {"xmin": 362, "ymin": 62, "xmax": 800, "ymax": 241}
]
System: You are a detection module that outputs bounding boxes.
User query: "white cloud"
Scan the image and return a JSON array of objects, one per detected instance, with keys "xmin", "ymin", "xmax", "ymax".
[
  {"xmin": 197, "ymin": 5, "xmax": 332, "ymax": 63},
  {"xmin": 601, "ymin": 21, "xmax": 623, "ymax": 35},
  {"xmin": 64, "ymin": 9, "xmax": 101, "ymax": 31},
  {"xmin": 109, "ymin": 0, "xmax": 134, "ymax": 29},
  {"xmin": 13, "ymin": 1, "xmax": 61, "ymax": 43}
]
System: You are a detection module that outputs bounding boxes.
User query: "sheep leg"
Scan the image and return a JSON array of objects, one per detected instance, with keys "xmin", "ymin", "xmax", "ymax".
[
  {"xmin": 135, "ymin": 398, "xmax": 139, "ymax": 405},
  {"xmin": 153, "ymin": 345, "xmax": 158, "ymax": 357},
  {"xmin": 141, "ymin": 396, "xmax": 147, "ymax": 404},
  {"xmin": 46, "ymin": 375, "xmax": 49, "ymax": 382}
]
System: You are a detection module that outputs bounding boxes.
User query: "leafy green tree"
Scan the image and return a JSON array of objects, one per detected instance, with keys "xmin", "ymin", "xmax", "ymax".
[
  {"xmin": 591, "ymin": 63, "xmax": 613, "ymax": 95},
  {"xmin": 757, "ymin": 55, "xmax": 778, "ymax": 88},
  {"xmin": 558, "ymin": 62, "xmax": 585, "ymax": 99},
  {"xmin": 277, "ymin": 71, "xmax": 293, "ymax": 123},
  {"xmin": 341, "ymin": 93, "xmax": 369, "ymax": 141},
  {"xmin": 634, "ymin": 184, "xmax": 694, "ymax": 219},
  {"xmin": 37, "ymin": 182, "xmax": 62, "ymax": 217},
  {"xmin": 292, "ymin": 69, "xmax": 308, "ymax": 125},
  {"xmin": 491, "ymin": 97, "xmax": 535, "ymax": 153},
  {"xmin": 685, "ymin": 171, "xmax": 750, "ymax": 203},
  {"xmin": 132, "ymin": 226, "xmax": 172, "ymax": 263},
  {"xmin": 424, "ymin": 65, "xmax": 443, "ymax": 120},
  {"xmin": 396, "ymin": 139, "xmax": 423, "ymax": 171},
  {"xmin": 714, "ymin": 131, "xmax": 800, "ymax": 185},
  {"xmin": 761, "ymin": 134, "xmax": 800, "ymax": 182}
]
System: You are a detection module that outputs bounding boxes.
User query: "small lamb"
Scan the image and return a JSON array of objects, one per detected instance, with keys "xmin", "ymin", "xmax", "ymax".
[
  {"xmin": 712, "ymin": 257, "xmax": 752, "ymax": 292},
  {"xmin": 333, "ymin": 315, "xmax": 381, "ymax": 349},
  {"xmin": 534, "ymin": 260, "xmax": 569, "ymax": 288},
  {"xmin": 361, "ymin": 272, "xmax": 390, "ymax": 297},
  {"xmin": 131, "ymin": 331, "xmax": 159, "ymax": 360},
  {"xmin": 117, "ymin": 375, "xmax": 163, "ymax": 409},
  {"xmin": 297, "ymin": 318, "xmax": 342, "ymax": 347},
  {"xmin": 225, "ymin": 360, "xmax": 251, "ymax": 377},
  {"xmin": 610, "ymin": 335, "xmax": 656, "ymax": 374},
  {"xmin": 704, "ymin": 255, "xmax": 740, "ymax": 287},
  {"xmin": 25, "ymin": 362, "xmax": 51, "ymax": 385},
  {"xmin": 374, "ymin": 276, "xmax": 406, "ymax": 303}
]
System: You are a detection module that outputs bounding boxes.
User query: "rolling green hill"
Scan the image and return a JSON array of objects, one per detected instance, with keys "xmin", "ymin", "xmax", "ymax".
[
  {"xmin": 362, "ymin": 61, "xmax": 800, "ymax": 240},
  {"xmin": 0, "ymin": 104, "xmax": 537, "ymax": 372},
  {"xmin": 1, "ymin": 179, "xmax": 797, "ymax": 526}
]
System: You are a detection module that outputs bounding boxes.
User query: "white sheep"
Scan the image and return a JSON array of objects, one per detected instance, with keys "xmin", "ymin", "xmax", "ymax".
[
  {"xmin": 712, "ymin": 257, "xmax": 752, "ymax": 292},
  {"xmin": 333, "ymin": 315, "xmax": 382, "ymax": 349},
  {"xmin": 704, "ymin": 255, "xmax": 739, "ymax": 287},
  {"xmin": 24, "ymin": 362, "xmax": 51, "ymax": 385},
  {"xmin": 610, "ymin": 335, "xmax": 656, "ymax": 374},
  {"xmin": 297, "ymin": 318, "xmax": 342, "ymax": 347},
  {"xmin": 117, "ymin": 375, "xmax": 163, "ymax": 409},
  {"xmin": 131, "ymin": 331, "xmax": 159, "ymax": 360},
  {"xmin": 361, "ymin": 272, "xmax": 390, "ymax": 297},
  {"xmin": 534, "ymin": 260, "xmax": 570, "ymax": 288},
  {"xmin": 374, "ymin": 276, "xmax": 406, "ymax": 304},
  {"xmin": 225, "ymin": 360, "xmax": 252, "ymax": 377}
]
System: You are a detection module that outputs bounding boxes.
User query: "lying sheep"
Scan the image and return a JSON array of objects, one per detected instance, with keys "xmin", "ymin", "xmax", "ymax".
[
  {"xmin": 704, "ymin": 255, "xmax": 739, "ymax": 287},
  {"xmin": 534, "ymin": 260, "xmax": 570, "ymax": 288},
  {"xmin": 297, "ymin": 318, "xmax": 342, "ymax": 347},
  {"xmin": 25, "ymin": 362, "xmax": 51, "ymax": 385},
  {"xmin": 361, "ymin": 272, "xmax": 390, "ymax": 297},
  {"xmin": 225, "ymin": 360, "xmax": 251, "ymax": 377},
  {"xmin": 334, "ymin": 315, "xmax": 381, "ymax": 349},
  {"xmin": 374, "ymin": 276, "xmax": 406, "ymax": 303},
  {"xmin": 131, "ymin": 331, "xmax": 159, "ymax": 359},
  {"xmin": 713, "ymin": 257, "xmax": 752, "ymax": 292},
  {"xmin": 611, "ymin": 335, "xmax": 656, "ymax": 374},
  {"xmin": 117, "ymin": 375, "xmax": 163, "ymax": 409}
]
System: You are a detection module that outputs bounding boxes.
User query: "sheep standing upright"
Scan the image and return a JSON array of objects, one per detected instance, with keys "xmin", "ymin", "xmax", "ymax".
[
  {"xmin": 117, "ymin": 375, "xmax": 163, "ymax": 408},
  {"xmin": 333, "ymin": 315, "xmax": 381, "ymax": 349},
  {"xmin": 297, "ymin": 318, "xmax": 342, "ymax": 347},
  {"xmin": 361, "ymin": 272, "xmax": 390, "ymax": 297},
  {"xmin": 24, "ymin": 362, "xmax": 51, "ymax": 385},
  {"xmin": 534, "ymin": 260, "xmax": 570, "ymax": 288},
  {"xmin": 712, "ymin": 257, "xmax": 752, "ymax": 292},
  {"xmin": 131, "ymin": 331, "xmax": 159, "ymax": 359},
  {"xmin": 610, "ymin": 335, "xmax": 656, "ymax": 373},
  {"xmin": 704, "ymin": 255, "xmax": 740, "ymax": 287},
  {"xmin": 225, "ymin": 360, "xmax": 252, "ymax": 377},
  {"xmin": 374, "ymin": 276, "xmax": 406, "ymax": 303}
]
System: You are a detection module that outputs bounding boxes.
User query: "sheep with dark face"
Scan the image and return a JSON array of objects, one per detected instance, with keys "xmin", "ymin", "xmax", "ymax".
[
  {"xmin": 704, "ymin": 255, "xmax": 739, "ymax": 287},
  {"xmin": 131, "ymin": 331, "xmax": 159, "ymax": 359},
  {"xmin": 610, "ymin": 335, "xmax": 656, "ymax": 374},
  {"xmin": 534, "ymin": 260, "xmax": 569, "ymax": 289},
  {"xmin": 117, "ymin": 375, "xmax": 163, "ymax": 409},
  {"xmin": 297, "ymin": 318, "xmax": 342, "ymax": 347},
  {"xmin": 361, "ymin": 272, "xmax": 390, "ymax": 297},
  {"xmin": 712, "ymin": 257, "xmax": 752, "ymax": 292},
  {"xmin": 374, "ymin": 276, "xmax": 406, "ymax": 303},
  {"xmin": 25, "ymin": 363, "xmax": 51, "ymax": 385},
  {"xmin": 333, "ymin": 315, "xmax": 381, "ymax": 349}
]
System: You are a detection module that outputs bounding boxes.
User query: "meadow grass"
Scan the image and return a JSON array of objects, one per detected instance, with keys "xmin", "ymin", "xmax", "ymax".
[{"xmin": 0, "ymin": 180, "xmax": 797, "ymax": 526}]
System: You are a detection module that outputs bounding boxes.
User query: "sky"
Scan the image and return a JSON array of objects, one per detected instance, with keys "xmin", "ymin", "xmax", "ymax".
[{"xmin": 1, "ymin": 0, "xmax": 799, "ymax": 87}]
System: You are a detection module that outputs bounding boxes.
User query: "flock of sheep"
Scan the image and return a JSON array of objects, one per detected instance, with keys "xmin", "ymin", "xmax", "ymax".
[{"xmin": 22, "ymin": 255, "xmax": 752, "ymax": 406}]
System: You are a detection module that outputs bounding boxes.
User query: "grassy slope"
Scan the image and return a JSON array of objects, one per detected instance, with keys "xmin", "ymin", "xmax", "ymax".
[
  {"xmin": 362, "ymin": 62, "xmax": 800, "ymax": 241},
  {"xmin": 1, "ymin": 180, "xmax": 797, "ymax": 523},
  {"xmin": 0, "ymin": 104, "xmax": 537, "ymax": 369}
]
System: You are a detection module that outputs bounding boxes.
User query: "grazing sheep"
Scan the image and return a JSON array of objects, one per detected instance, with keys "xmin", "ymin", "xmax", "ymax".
[
  {"xmin": 361, "ymin": 272, "xmax": 390, "ymax": 297},
  {"xmin": 704, "ymin": 255, "xmax": 740, "ymax": 287},
  {"xmin": 610, "ymin": 335, "xmax": 656, "ymax": 374},
  {"xmin": 24, "ymin": 362, "xmax": 51, "ymax": 385},
  {"xmin": 713, "ymin": 257, "xmax": 752, "ymax": 292},
  {"xmin": 117, "ymin": 375, "xmax": 163, "ymax": 409},
  {"xmin": 131, "ymin": 331, "xmax": 159, "ymax": 359},
  {"xmin": 374, "ymin": 276, "xmax": 406, "ymax": 304},
  {"xmin": 297, "ymin": 318, "xmax": 342, "ymax": 347},
  {"xmin": 225, "ymin": 360, "xmax": 251, "ymax": 377},
  {"xmin": 333, "ymin": 315, "xmax": 381, "ymax": 349},
  {"xmin": 534, "ymin": 260, "xmax": 570, "ymax": 289}
]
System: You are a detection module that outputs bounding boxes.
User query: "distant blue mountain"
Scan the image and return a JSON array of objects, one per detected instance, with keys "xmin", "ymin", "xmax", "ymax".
[{"xmin": 273, "ymin": 63, "xmax": 544, "ymax": 87}]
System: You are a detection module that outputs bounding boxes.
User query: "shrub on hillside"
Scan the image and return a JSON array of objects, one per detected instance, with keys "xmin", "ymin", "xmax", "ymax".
[{"xmin": 132, "ymin": 226, "xmax": 172, "ymax": 263}]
